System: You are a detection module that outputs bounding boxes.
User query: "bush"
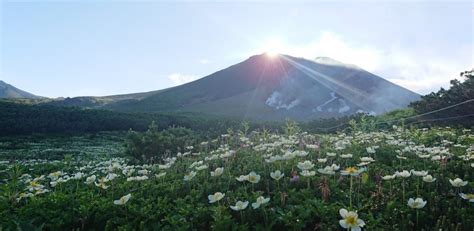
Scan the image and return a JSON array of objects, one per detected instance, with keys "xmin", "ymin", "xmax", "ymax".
[{"xmin": 125, "ymin": 122, "xmax": 198, "ymax": 162}]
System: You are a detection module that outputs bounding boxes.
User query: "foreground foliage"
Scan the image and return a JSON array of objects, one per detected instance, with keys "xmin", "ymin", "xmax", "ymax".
[{"xmin": 0, "ymin": 126, "xmax": 473, "ymax": 230}]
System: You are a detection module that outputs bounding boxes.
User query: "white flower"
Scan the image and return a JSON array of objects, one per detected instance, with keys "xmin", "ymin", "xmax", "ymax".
[
  {"xmin": 395, "ymin": 170, "xmax": 411, "ymax": 178},
  {"xmin": 360, "ymin": 157, "xmax": 375, "ymax": 162},
  {"xmin": 329, "ymin": 164, "xmax": 340, "ymax": 171},
  {"xmin": 407, "ymin": 198, "xmax": 427, "ymax": 209},
  {"xmin": 382, "ymin": 174, "xmax": 396, "ymax": 180},
  {"xmin": 341, "ymin": 167, "xmax": 365, "ymax": 176},
  {"xmin": 27, "ymin": 181, "xmax": 45, "ymax": 192},
  {"xmin": 48, "ymin": 171, "xmax": 62, "ymax": 180},
  {"xmin": 155, "ymin": 172, "xmax": 167, "ymax": 178},
  {"xmin": 341, "ymin": 154, "xmax": 353, "ymax": 159},
  {"xmin": 34, "ymin": 188, "xmax": 49, "ymax": 195},
  {"xmin": 422, "ymin": 175, "xmax": 436, "ymax": 183},
  {"xmin": 449, "ymin": 178, "xmax": 468, "ymax": 187},
  {"xmin": 138, "ymin": 169, "xmax": 149, "ymax": 175},
  {"xmin": 127, "ymin": 175, "xmax": 148, "ymax": 181},
  {"xmin": 208, "ymin": 192, "xmax": 225, "ymax": 203},
  {"xmin": 417, "ymin": 154, "xmax": 431, "ymax": 159},
  {"xmin": 50, "ymin": 180, "xmax": 59, "ymax": 187},
  {"xmin": 95, "ymin": 177, "xmax": 109, "ymax": 189},
  {"xmin": 431, "ymin": 155, "xmax": 441, "ymax": 161},
  {"xmin": 459, "ymin": 193, "xmax": 474, "ymax": 202},
  {"xmin": 297, "ymin": 160, "xmax": 315, "ymax": 170},
  {"xmin": 114, "ymin": 193, "xmax": 131, "ymax": 205},
  {"xmin": 339, "ymin": 209, "xmax": 365, "ymax": 231},
  {"xmin": 318, "ymin": 166, "xmax": 335, "ymax": 175},
  {"xmin": 326, "ymin": 152, "xmax": 337, "ymax": 157},
  {"xmin": 230, "ymin": 201, "xmax": 249, "ymax": 211},
  {"xmin": 366, "ymin": 147, "xmax": 376, "ymax": 154},
  {"xmin": 72, "ymin": 172, "xmax": 84, "ymax": 180},
  {"xmin": 236, "ymin": 175, "xmax": 249, "ymax": 182},
  {"xmin": 195, "ymin": 165, "xmax": 209, "ymax": 171},
  {"xmin": 158, "ymin": 164, "xmax": 171, "ymax": 170},
  {"xmin": 210, "ymin": 167, "xmax": 224, "ymax": 177},
  {"xmin": 252, "ymin": 196, "xmax": 270, "ymax": 209},
  {"xmin": 270, "ymin": 170, "xmax": 284, "ymax": 180},
  {"xmin": 396, "ymin": 155, "xmax": 407, "ymax": 160},
  {"xmin": 17, "ymin": 192, "xmax": 34, "ymax": 202},
  {"xmin": 317, "ymin": 158, "xmax": 327, "ymax": 163},
  {"xmin": 106, "ymin": 173, "xmax": 118, "ymax": 181},
  {"xmin": 300, "ymin": 170, "xmax": 316, "ymax": 177},
  {"xmin": 411, "ymin": 170, "xmax": 428, "ymax": 177},
  {"xmin": 306, "ymin": 144, "xmax": 318, "ymax": 150},
  {"xmin": 85, "ymin": 175, "xmax": 96, "ymax": 185},
  {"xmin": 294, "ymin": 150, "xmax": 308, "ymax": 157},
  {"xmin": 189, "ymin": 161, "xmax": 203, "ymax": 169},
  {"xmin": 183, "ymin": 171, "xmax": 197, "ymax": 181},
  {"xmin": 247, "ymin": 172, "xmax": 261, "ymax": 184}
]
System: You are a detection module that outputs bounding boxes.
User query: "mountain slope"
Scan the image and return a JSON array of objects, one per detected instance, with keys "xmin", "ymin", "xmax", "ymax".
[
  {"xmin": 44, "ymin": 89, "xmax": 169, "ymax": 108},
  {"xmin": 0, "ymin": 80, "xmax": 41, "ymax": 99},
  {"xmin": 106, "ymin": 54, "xmax": 420, "ymax": 120}
]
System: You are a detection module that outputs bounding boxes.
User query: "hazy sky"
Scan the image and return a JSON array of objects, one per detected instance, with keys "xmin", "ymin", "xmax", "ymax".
[{"xmin": 1, "ymin": 0, "xmax": 472, "ymax": 97}]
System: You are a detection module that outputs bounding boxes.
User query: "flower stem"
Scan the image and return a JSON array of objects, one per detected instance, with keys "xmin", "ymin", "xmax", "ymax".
[
  {"xmin": 402, "ymin": 179, "xmax": 406, "ymax": 203},
  {"xmin": 349, "ymin": 175, "xmax": 353, "ymax": 209},
  {"xmin": 416, "ymin": 209, "xmax": 419, "ymax": 229}
]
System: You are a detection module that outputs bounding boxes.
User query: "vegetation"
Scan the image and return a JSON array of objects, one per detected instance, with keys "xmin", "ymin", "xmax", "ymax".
[
  {"xmin": 0, "ymin": 132, "xmax": 125, "ymax": 161},
  {"xmin": 410, "ymin": 69, "xmax": 474, "ymax": 127},
  {"xmin": 1, "ymin": 69, "xmax": 472, "ymax": 230},
  {"xmin": 0, "ymin": 124, "xmax": 472, "ymax": 230},
  {"xmin": 125, "ymin": 123, "xmax": 199, "ymax": 163},
  {"xmin": 0, "ymin": 100, "xmax": 244, "ymax": 137},
  {"xmin": 1, "ymin": 69, "xmax": 473, "ymax": 139}
]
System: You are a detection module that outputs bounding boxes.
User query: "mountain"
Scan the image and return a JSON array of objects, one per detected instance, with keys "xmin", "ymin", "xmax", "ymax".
[
  {"xmin": 45, "ymin": 89, "xmax": 168, "ymax": 108},
  {"xmin": 45, "ymin": 54, "xmax": 420, "ymax": 121},
  {"xmin": 0, "ymin": 80, "xmax": 41, "ymax": 99}
]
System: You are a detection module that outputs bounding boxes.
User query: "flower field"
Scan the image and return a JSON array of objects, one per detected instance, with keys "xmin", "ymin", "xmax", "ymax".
[{"xmin": 1, "ymin": 127, "xmax": 473, "ymax": 230}]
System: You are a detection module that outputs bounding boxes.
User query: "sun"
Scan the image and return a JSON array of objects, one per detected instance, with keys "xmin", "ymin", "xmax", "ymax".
[
  {"xmin": 263, "ymin": 38, "xmax": 283, "ymax": 58},
  {"xmin": 265, "ymin": 50, "xmax": 279, "ymax": 58}
]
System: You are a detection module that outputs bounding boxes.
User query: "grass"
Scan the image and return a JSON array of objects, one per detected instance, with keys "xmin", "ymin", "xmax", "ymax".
[{"xmin": 0, "ymin": 126, "xmax": 473, "ymax": 230}]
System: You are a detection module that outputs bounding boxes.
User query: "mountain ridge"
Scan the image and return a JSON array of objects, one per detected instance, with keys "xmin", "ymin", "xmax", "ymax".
[
  {"xmin": 0, "ymin": 80, "xmax": 42, "ymax": 99},
  {"xmin": 41, "ymin": 53, "xmax": 420, "ymax": 121}
]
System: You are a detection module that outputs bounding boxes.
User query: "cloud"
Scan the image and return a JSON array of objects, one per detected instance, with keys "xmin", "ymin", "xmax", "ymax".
[
  {"xmin": 250, "ymin": 31, "xmax": 471, "ymax": 94},
  {"xmin": 167, "ymin": 73, "xmax": 199, "ymax": 86}
]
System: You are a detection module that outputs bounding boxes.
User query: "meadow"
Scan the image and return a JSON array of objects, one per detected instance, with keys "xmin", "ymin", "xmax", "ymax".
[{"xmin": 0, "ymin": 126, "xmax": 473, "ymax": 230}]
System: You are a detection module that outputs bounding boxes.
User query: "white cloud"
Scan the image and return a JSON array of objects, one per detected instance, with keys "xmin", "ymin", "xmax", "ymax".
[
  {"xmin": 167, "ymin": 73, "xmax": 199, "ymax": 86},
  {"xmin": 249, "ymin": 31, "xmax": 472, "ymax": 94}
]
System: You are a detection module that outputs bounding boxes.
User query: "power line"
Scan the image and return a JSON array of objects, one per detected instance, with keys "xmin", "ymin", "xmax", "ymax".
[
  {"xmin": 309, "ymin": 98, "xmax": 474, "ymax": 131},
  {"xmin": 380, "ymin": 98, "xmax": 474, "ymax": 124},
  {"xmin": 405, "ymin": 113, "xmax": 474, "ymax": 125}
]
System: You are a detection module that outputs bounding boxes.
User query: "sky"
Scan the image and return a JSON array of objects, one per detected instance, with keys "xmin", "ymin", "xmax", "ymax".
[{"xmin": 1, "ymin": 0, "xmax": 472, "ymax": 98}]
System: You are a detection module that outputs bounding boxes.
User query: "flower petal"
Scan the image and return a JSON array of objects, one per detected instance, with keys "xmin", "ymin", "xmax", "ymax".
[{"xmin": 339, "ymin": 209, "xmax": 348, "ymax": 218}]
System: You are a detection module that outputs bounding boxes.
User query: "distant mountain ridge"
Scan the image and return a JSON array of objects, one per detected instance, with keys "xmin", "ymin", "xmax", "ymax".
[
  {"xmin": 0, "ymin": 80, "xmax": 41, "ymax": 99},
  {"xmin": 42, "ymin": 54, "xmax": 420, "ymax": 121}
]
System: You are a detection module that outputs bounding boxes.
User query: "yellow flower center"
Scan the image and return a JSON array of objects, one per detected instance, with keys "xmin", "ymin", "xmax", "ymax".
[
  {"xmin": 345, "ymin": 167, "xmax": 357, "ymax": 174},
  {"xmin": 466, "ymin": 194, "xmax": 474, "ymax": 199},
  {"xmin": 345, "ymin": 215, "xmax": 357, "ymax": 225},
  {"xmin": 249, "ymin": 176, "xmax": 256, "ymax": 181},
  {"xmin": 30, "ymin": 181, "xmax": 40, "ymax": 187}
]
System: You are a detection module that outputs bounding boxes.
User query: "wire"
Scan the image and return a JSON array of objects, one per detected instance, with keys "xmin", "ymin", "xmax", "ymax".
[
  {"xmin": 379, "ymin": 98, "xmax": 474, "ymax": 124},
  {"xmin": 309, "ymin": 98, "xmax": 474, "ymax": 131},
  {"xmin": 405, "ymin": 113, "xmax": 474, "ymax": 125}
]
